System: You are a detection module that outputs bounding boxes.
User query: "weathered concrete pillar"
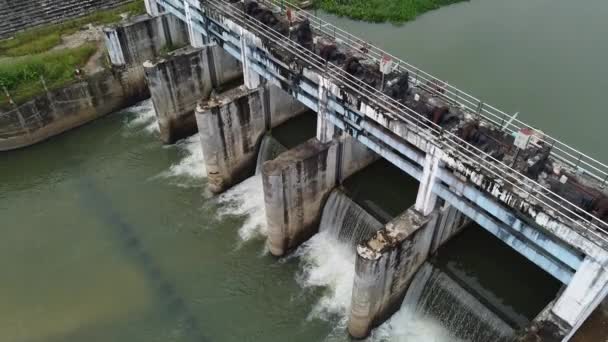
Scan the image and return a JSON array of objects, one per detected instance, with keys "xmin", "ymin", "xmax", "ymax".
[
  {"xmin": 348, "ymin": 202, "xmax": 469, "ymax": 338},
  {"xmin": 263, "ymin": 138, "xmax": 339, "ymax": 256},
  {"xmin": 520, "ymin": 257, "xmax": 608, "ymax": 341},
  {"xmin": 240, "ymin": 33, "xmax": 262, "ymax": 89},
  {"xmin": 317, "ymin": 77, "xmax": 336, "ymax": 143},
  {"xmin": 196, "ymin": 84, "xmax": 308, "ymax": 193},
  {"xmin": 349, "ymin": 209, "xmax": 436, "ymax": 338},
  {"xmin": 104, "ymin": 14, "xmax": 189, "ymax": 67},
  {"xmin": 144, "ymin": 45, "xmax": 241, "ymax": 143},
  {"xmin": 262, "ymin": 133, "xmax": 377, "ymax": 256},
  {"xmin": 183, "ymin": 0, "xmax": 205, "ymax": 48},
  {"xmin": 144, "ymin": 0, "xmax": 160, "ymax": 17},
  {"xmin": 339, "ymin": 135, "xmax": 379, "ymax": 183},
  {"xmin": 430, "ymin": 201, "xmax": 469, "ymax": 253},
  {"xmin": 415, "ymin": 146, "xmax": 441, "ymax": 216}
]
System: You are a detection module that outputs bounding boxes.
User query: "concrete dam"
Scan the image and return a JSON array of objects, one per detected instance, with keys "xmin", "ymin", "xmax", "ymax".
[{"xmin": 98, "ymin": 0, "xmax": 608, "ymax": 340}]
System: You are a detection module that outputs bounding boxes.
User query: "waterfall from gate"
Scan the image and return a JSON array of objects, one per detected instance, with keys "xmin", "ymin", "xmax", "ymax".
[
  {"xmin": 255, "ymin": 134, "xmax": 287, "ymax": 174},
  {"xmin": 319, "ymin": 188, "xmax": 384, "ymax": 248},
  {"xmin": 386, "ymin": 263, "xmax": 516, "ymax": 342}
]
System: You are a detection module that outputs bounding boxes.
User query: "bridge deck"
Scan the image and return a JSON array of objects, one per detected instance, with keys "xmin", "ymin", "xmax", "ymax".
[{"xmin": 154, "ymin": 0, "xmax": 608, "ymax": 257}]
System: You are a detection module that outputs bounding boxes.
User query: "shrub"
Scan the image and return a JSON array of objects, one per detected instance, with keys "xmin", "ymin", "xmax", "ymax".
[{"xmin": 313, "ymin": 0, "xmax": 465, "ymax": 23}]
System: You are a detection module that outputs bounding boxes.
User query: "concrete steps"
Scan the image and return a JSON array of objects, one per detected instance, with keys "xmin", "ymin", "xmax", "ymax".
[{"xmin": 0, "ymin": 0, "xmax": 134, "ymax": 38}]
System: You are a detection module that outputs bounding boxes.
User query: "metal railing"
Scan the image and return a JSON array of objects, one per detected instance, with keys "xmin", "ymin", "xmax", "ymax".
[
  {"xmin": 262, "ymin": 0, "xmax": 608, "ymax": 186},
  {"xmin": 178, "ymin": 0, "xmax": 608, "ymax": 244}
]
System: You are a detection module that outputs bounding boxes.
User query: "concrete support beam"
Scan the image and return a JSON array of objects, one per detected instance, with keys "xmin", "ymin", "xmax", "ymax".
[
  {"xmin": 144, "ymin": 45, "xmax": 241, "ymax": 143},
  {"xmin": 144, "ymin": 0, "xmax": 161, "ymax": 16},
  {"xmin": 183, "ymin": 0, "xmax": 205, "ymax": 48},
  {"xmin": 339, "ymin": 135, "xmax": 379, "ymax": 184},
  {"xmin": 348, "ymin": 204, "xmax": 468, "ymax": 339},
  {"xmin": 263, "ymin": 138, "xmax": 339, "ymax": 256},
  {"xmin": 196, "ymin": 84, "xmax": 308, "ymax": 193},
  {"xmin": 241, "ymin": 37, "xmax": 262, "ymax": 89},
  {"xmin": 415, "ymin": 146, "xmax": 441, "ymax": 216},
  {"xmin": 317, "ymin": 76, "xmax": 336, "ymax": 143},
  {"xmin": 430, "ymin": 201, "xmax": 469, "ymax": 253}
]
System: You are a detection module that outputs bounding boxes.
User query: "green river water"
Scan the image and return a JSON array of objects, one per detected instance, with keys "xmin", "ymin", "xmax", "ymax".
[{"xmin": 1, "ymin": 0, "xmax": 607, "ymax": 341}]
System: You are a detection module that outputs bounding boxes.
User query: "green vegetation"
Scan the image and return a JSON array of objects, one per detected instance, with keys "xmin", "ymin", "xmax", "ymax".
[
  {"xmin": 0, "ymin": 1, "xmax": 145, "ymax": 57},
  {"xmin": 0, "ymin": 1, "xmax": 145, "ymax": 108},
  {"xmin": 0, "ymin": 44, "xmax": 97, "ymax": 107},
  {"xmin": 159, "ymin": 42, "xmax": 189, "ymax": 57},
  {"xmin": 313, "ymin": 0, "xmax": 465, "ymax": 23}
]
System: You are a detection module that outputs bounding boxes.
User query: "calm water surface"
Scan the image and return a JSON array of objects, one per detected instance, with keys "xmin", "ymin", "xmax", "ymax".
[{"xmin": 2, "ymin": 0, "xmax": 607, "ymax": 341}]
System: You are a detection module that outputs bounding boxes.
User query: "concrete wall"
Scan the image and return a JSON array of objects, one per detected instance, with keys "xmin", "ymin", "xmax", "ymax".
[
  {"xmin": 104, "ymin": 13, "xmax": 189, "ymax": 67},
  {"xmin": 144, "ymin": 45, "xmax": 241, "ymax": 143},
  {"xmin": 348, "ymin": 204, "xmax": 469, "ymax": 338},
  {"xmin": 196, "ymin": 84, "xmax": 308, "ymax": 193},
  {"xmin": 0, "ymin": 0, "xmax": 133, "ymax": 38},
  {"xmin": 0, "ymin": 69, "xmax": 148, "ymax": 151}
]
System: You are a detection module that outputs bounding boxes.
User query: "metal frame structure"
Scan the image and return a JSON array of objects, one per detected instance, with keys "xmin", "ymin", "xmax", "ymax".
[{"xmin": 120, "ymin": 0, "xmax": 608, "ymax": 247}]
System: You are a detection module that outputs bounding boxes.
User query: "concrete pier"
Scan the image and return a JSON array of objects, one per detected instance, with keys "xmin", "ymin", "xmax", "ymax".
[
  {"xmin": 263, "ymin": 138, "xmax": 339, "ymax": 256},
  {"xmin": 104, "ymin": 14, "xmax": 189, "ymax": 68},
  {"xmin": 195, "ymin": 85, "xmax": 308, "ymax": 193},
  {"xmin": 143, "ymin": 45, "xmax": 241, "ymax": 143},
  {"xmin": 348, "ymin": 203, "xmax": 468, "ymax": 338},
  {"xmin": 262, "ymin": 134, "xmax": 377, "ymax": 256}
]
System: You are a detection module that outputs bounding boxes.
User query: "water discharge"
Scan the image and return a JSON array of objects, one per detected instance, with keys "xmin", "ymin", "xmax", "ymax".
[
  {"xmin": 255, "ymin": 134, "xmax": 287, "ymax": 174},
  {"xmin": 218, "ymin": 175, "xmax": 267, "ymax": 241},
  {"xmin": 165, "ymin": 134, "xmax": 207, "ymax": 180},
  {"xmin": 293, "ymin": 188, "xmax": 384, "ymax": 338},
  {"xmin": 125, "ymin": 99, "xmax": 160, "ymax": 134},
  {"xmin": 383, "ymin": 263, "xmax": 515, "ymax": 342},
  {"xmin": 320, "ymin": 189, "xmax": 384, "ymax": 248}
]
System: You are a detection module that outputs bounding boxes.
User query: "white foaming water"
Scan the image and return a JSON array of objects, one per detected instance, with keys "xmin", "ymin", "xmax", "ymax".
[
  {"xmin": 218, "ymin": 175, "xmax": 267, "ymax": 241},
  {"xmin": 373, "ymin": 312, "xmax": 463, "ymax": 342},
  {"xmin": 294, "ymin": 231, "xmax": 357, "ymax": 327},
  {"xmin": 125, "ymin": 99, "xmax": 159, "ymax": 133},
  {"xmin": 165, "ymin": 134, "xmax": 207, "ymax": 179},
  {"xmin": 292, "ymin": 229, "xmax": 461, "ymax": 342}
]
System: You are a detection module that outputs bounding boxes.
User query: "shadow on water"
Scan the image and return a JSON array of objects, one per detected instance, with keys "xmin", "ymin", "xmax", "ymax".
[
  {"xmin": 76, "ymin": 176, "xmax": 208, "ymax": 342},
  {"xmin": 431, "ymin": 223, "xmax": 562, "ymax": 328},
  {"xmin": 270, "ymin": 111, "xmax": 317, "ymax": 149},
  {"xmin": 342, "ymin": 159, "xmax": 420, "ymax": 223}
]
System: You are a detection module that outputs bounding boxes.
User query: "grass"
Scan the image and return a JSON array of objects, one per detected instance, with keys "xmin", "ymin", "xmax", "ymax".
[
  {"xmin": 0, "ymin": 1, "xmax": 145, "ymax": 108},
  {"xmin": 313, "ymin": 0, "xmax": 465, "ymax": 23},
  {"xmin": 0, "ymin": 1, "xmax": 145, "ymax": 57},
  {"xmin": 159, "ymin": 42, "xmax": 189, "ymax": 57},
  {"xmin": 0, "ymin": 44, "xmax": 98, "ymax": 108}
]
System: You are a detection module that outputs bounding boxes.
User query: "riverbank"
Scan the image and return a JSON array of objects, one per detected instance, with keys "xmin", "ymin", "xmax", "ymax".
[
  {"xmin": 0, "ymin": 1, "xmax": 145, "ymax": 109},
  {"xmin": 313, "ymin": 0, "xmax": 467, "ymax": 22}
]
